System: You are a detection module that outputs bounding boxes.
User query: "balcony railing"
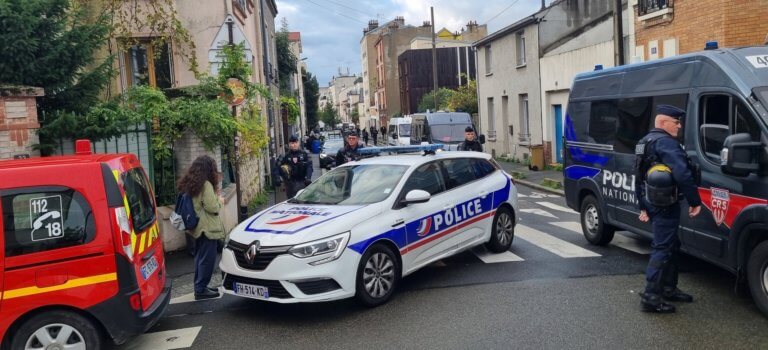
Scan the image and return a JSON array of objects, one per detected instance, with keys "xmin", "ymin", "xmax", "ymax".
[{"xmin": 638, "ymin": 0, "xmax": 671, "ymax": 17}]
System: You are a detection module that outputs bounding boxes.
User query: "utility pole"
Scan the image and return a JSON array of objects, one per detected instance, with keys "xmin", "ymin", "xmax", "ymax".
[
  {"xmin": 225, "ymin": 16, "xmax": 245, "ymax": 221},
  {"xmin": 614, "ymin": 0, "xmax": 625, "ymax": 66},
  {"xmin": 431, "ymin": 7, "xmax": 438, "ymax": 111}
]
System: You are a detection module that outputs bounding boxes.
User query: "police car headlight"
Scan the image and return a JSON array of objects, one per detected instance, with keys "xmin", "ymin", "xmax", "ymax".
[
  {"xmin": 289, "ymin": 232, "xmax": 350, "ymax": 265},
  {"xmin": 320, "ymin": 153, "xmax": 327, "ymax": 158}
]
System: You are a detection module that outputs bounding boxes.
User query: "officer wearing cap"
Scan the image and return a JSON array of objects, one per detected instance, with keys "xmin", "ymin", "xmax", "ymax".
[
  {"xmin": 336, "ymin": 132, "xmax": 365, "ymax": 166},
  {"xmin": 458, "ymin": 126, "xmax": 483, "ymax": 152},
  {"xmin": 634, "ymin": 104, "xmax": 702, "ymax": 313},
  {"xmin": 278, "ymin": 135, "xmax": 313, "ymax": 198}
]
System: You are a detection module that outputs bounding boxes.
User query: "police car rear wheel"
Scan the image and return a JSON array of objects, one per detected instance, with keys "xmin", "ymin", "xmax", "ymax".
[
  {"xmin": 486, "ymin": 206, "xmax": 515, "ymax": 253},
  {"xmin": 747, "ymin": 240, "xmax": 768, "ymax": 315},
  {"xmin": 12, "ymin": 310, "xmax": 102, "ymax": 350},
  {"xmin": 580, "ymin": 195, "xmax": 615, "ymax": 246},
  {"xmin": 356, "ymin": 244, "xmax": 399, "ymax": 307}
]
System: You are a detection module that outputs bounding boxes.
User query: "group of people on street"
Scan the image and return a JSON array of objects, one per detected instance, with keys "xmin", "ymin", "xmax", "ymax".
[{"xmin": 177, "ymin": 107, "xmax": 700, "ymax": 314}]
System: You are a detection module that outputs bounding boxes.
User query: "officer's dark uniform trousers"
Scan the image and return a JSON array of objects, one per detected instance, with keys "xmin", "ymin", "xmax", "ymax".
[{"xmin": 644, "ymin": 201, "xmax": 681, "ymax": 293}]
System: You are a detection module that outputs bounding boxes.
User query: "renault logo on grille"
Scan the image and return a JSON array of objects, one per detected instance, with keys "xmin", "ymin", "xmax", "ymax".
[{"xmin": 245, "ymin": 241, "xmax": 261, "ymax": 264}]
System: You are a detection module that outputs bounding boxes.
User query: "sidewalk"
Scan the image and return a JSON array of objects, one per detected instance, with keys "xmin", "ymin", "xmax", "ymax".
[{"xmin": 495, "ymin": 160, "xmax": 564, "ymax": 196}]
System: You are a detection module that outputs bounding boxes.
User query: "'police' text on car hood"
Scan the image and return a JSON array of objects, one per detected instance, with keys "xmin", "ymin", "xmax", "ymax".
[{"xmin": 228, "ymin": 202, "xmax": 375, "ymax": 246}]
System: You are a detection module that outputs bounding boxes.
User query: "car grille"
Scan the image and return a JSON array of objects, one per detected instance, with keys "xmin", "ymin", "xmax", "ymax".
[
  {"xmin": 223, "ymin": 274, "xmax": 292, "ymax": 299},
  {"xmin": 294, "ymin": 279, "xmax": 342, "ymax": 295},
  {"xmin": 227, "ymin": 240, "xmax": 291, "ymax": 271}
]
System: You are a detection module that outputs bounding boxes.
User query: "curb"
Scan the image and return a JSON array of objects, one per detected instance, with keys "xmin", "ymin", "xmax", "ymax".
[{"xmin": 514, "ymin": 178, "xmax": 565, "ymax": 196}]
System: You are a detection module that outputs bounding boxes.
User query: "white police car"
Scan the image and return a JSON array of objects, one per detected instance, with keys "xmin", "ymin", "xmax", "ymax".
[{"xmin": 220, "ymin": 147, "xmax": 518, "ymax": 306}]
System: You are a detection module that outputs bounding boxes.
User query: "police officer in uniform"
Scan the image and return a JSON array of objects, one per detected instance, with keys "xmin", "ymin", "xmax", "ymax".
[
  {"xmin": 336, "ymin": 133, "xmax": 365, "ymax": 166},
  {"xmin": 458, "ymin": 126, "xmax": 483, "ymax": 152},
  {"xmin": 634, "ymin": 105, "xmax": 702, "ymax": 313},
  {"xmin": 279, "ymin": 135, "xmax": 313, "ymax": 198}
]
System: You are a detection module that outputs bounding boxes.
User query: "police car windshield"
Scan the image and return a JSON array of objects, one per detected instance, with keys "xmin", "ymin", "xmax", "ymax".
[
  {"xmin": 430, "ymin": 124, "xmax": 467, "ymax": 144},
  {"xmin": 293, "ymin": 164, "xmax": 409, "ymax": 205},
  {"xmin": 399, "ymin": 124, "xmax": 411, "ymax": 137}
]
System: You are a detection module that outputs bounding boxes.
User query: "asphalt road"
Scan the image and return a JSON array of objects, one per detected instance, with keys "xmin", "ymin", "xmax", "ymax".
[{"xmin": 117, "ymin": 182, "xmax": 768, "ymax": 350}]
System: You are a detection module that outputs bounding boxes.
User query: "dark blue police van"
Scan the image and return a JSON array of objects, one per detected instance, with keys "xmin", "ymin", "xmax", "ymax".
[{"xmin": 563, "ymin": 45, "xmax": 768, "ymax": 316}]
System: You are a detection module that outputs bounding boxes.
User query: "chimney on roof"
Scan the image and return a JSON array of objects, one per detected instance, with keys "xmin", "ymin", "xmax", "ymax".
[
  {"xmin": 368, "ymin": 20, "xmax": 379, "ymax": 31},
  {"xmin": 541, "ymin": 0, "xmax": 546, "ymax": 10},
  {"xmin": 394, "ymin": 16, "xmax": 405, "ymax": 26},
  {"xmin": 466, "ymin": 20, "xmax": 478, "ymax": 32},
  {"xmin": 422, "ymin": 21, "xmax": 431, "ymax": 27}
]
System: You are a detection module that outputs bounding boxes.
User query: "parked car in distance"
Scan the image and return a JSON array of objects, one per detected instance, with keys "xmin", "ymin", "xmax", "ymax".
[{"xmin": 319, "ymin": 139, "xmax": 344, "ymax": 169}]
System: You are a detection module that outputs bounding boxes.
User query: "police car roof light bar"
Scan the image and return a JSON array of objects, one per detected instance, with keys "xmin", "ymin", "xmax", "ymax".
[{"xmin": 356, "ymin": 144, "xmax": 445, "ymax": 156}]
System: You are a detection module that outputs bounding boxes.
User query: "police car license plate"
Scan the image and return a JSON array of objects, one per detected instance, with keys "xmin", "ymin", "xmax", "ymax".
[
  {"xmin": 233, "ymin": 282, "xmax": 270, "ymax": 299},
  {"xmin": 140, "ymin": 256, "xmax": 159, "ymax": 280}
]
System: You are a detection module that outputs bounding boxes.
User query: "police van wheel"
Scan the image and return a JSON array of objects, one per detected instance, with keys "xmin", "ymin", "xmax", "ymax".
[
  {"xmin": 580, "ymin": 195, "xmax": 615, "ymax": 246},
  {"xmin": 486, "ymin": 206, "xmax": 515, "ymax": 253},
  {"xmin": 355, "ymin": 243, "xmax": 400, "ymax": 307},
  {"xmin": 747, "ymin": 240, "xmax": 768, "ymax": 315},
  {"xmin": 12, "ymin": 310, "xmax": 102, "ymax": 350}
]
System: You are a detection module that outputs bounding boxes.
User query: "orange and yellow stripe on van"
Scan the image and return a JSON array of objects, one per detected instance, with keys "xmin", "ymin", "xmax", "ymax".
[{"xmin": 1, "ymin": 273, "xmax": 117, "ymax": 300}]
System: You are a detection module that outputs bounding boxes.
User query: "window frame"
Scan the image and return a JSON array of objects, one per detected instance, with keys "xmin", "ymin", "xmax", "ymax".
[
  {"xmin": 122, "ymin": 39, "xmax": 174, "ymax": 89},
  {"xmin": 697, "ymin": 92, "xmax": 763, "ymax": 165},
  {"xmin": 516, "ymin": 31, "xmax": 526, "ymax": 67},
  {"xmin": 440, "ymin": 158, "xmax": 480, "ymax": 191},
  {"xmin": 484, "ymin": 45, "xmax": 492, "ymax": 75}
]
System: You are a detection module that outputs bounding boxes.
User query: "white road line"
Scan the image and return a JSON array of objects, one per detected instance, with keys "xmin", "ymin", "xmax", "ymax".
[
  {"xmin": 555, "ymin": 221, "xmax": 583, "ymax": 234},
  {"xmin": 170, "ymin": 290, "xmax": 223, "ymax": 304},
  {"xmin": 553, "ymin": 221, "xmax": 651, "ymax": 255},
  {"xmin": 118, "ymin": 326, "xmax": 201, "ymax": 350},
  {"xmin": 472, "ymin": 246, "xmax": 525, "ymax": 263},
  {"xmin": 536, "ymin": 201, "xmax": 576, "ymax": 213},
  {"xmin": 520, "ymin": 208, "xmax": 558, "ymax": 218},
  {"xmin": 517, "ymin": 193, "xmax": 529, "ymax": 198},
  {"xmin": 516, "ymin": 225, "xmax": 601, "ymax": 258},
  {"xmin": 611, "ymin": 234, "xmax": 652, "ymax": 255}
]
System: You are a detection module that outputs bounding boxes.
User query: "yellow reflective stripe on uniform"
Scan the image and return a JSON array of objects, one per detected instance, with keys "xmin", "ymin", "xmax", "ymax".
[{"xmin": 2, "ymin": 273, "xmax": 117, "ymax": 300}]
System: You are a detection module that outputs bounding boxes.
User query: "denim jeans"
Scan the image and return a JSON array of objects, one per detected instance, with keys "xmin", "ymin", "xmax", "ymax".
[{"xmin": 194, "ymin": 234, "xmax": 219, "ymax": 294}]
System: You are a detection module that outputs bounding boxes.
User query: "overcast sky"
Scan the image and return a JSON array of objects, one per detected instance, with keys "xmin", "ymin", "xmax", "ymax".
[{"xmin": 276, "ymin": 0, "xmax": 550, "ymax": 86}]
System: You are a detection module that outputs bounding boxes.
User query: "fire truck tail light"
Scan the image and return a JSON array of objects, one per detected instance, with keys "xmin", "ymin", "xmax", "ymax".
[
  {"xmin": 129, "ymin": 292, "xmax": 142, "ymax": 311},
  {"xmin": 114, "ymin": 207, "xmax": 134, "ymax": 262}
]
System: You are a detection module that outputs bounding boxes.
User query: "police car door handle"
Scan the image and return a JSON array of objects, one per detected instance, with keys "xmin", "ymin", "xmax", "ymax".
[{"xmin": 392, "ymin": 219, "xmax": 405, "ymax": 227}]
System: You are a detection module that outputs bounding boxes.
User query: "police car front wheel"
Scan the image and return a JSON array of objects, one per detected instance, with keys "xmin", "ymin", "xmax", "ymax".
[
  {"xmin": 486, "ymin": 206, "xmax": 515, "ymax": 253},
  {"xmin": 356, "ymin": 243, "xmax": 400, "ymax": 307},
  {"xmin": 580, "ymin": 195, "xmax": 615, "ymax": 246},
  {"xmin": 12, "ymin": 310, "xmax": 102, "ymax": 350},
  {"xmin": 747, "ymin": 240, "xmax": 768, "ymax": 316}
]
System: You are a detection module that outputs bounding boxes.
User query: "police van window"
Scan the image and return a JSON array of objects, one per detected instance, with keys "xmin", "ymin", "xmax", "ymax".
[
  {"xmin": 471, "ymin": 158, "xmax": 496, "ymax": 179},
  {"xmin": 588, "ymin": 100, "xmax": 618, "ymax": 145},
  {"xmin": 698, "ymin": 94, "xmax": 760, "ymax": 163},
  {"xmin": 441, "ymin": 158, "xmax": 478, "ymax": 189},
  {"xmin": 614, "ymin": 97, "xmax": 652, "ymax": 153},
  {"xmin": 401, "ymin": 162, "xmax": 445, "ymax": 196},
  {"xmin": 122, "ymin": 168, "xmax": 156, "ymax": 232},
  {"xmin": 2, "ymin": 186, "xmax": 96, "ymax": 257},
  {"xmin": 565, "ymin": 101, "xmax": 591, "ymax": 142}
]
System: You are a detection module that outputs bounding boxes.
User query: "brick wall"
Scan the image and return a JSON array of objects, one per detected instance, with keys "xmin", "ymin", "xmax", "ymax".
[
  {"xmin": 0, "ymin": 87, "xmax": 43, "ymax": 159},
  {"xmin": 635, "ymin": 0, "xmax": 768, "ymax": 58}
]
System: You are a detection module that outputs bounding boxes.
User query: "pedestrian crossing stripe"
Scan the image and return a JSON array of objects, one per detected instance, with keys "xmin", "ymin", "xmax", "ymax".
[
  {"xmin": 516, "ymin": 225, "xmax": 601, "ymax": 258},
  {"xmin": 520, "ymin": 208, "xmax": 558, "ymax": 218},
  {"xmin": 554, "ymin": 221, "xmax": 651, "ymax": 255},
  {"xmin": 118, "ymin": 326, "xmax": 201, "ymax": 350},
  {"xmin": 535, "ymin": 201, "xmax": 576, "ymax": 213}
]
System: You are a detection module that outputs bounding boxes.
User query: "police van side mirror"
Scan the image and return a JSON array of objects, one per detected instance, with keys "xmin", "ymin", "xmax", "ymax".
[
  {"xmin": 721, "ymin": 133, "xmax": 761, "ymax": 176},
  {"xmin": 479, "ymin": 134, "xmax": 486, "ymax": 144},
  {"xmin": 392, "ymin": 133, "xmax": 398, "ymax": 139}
]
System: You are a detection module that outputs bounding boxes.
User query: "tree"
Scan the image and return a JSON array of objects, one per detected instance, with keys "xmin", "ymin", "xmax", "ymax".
[
  {"xmin": 417, "ymin": 88, "xmax": 453, "ymax": 113},
  {"xmin": 0, "ymin": 0, "xmax": 114, "ymax": 153},
  {"xmin": 303, "ymin": 69, "xmax": 320, "ymax": 130},
  {"xmin": 448, "ymin": 78, "xmax": 478, "ymax": 114},
  {"xmin": 350, "ymin": 107, "xmax": 360, "ymax": 126},
  {"xmin": 276, "ymin": 19, "xmax": 298, "ymax": 96},
  {"xmin": 319, "ymin": 103, "xmax": 339, "ymax": 128}
]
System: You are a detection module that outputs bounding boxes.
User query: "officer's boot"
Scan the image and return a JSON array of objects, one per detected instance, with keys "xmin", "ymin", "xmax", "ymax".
[
  {"xmin": 660, "ymin": 252, "xmax": 693, "ymax": 302},
  {"xmin": 640, "ymin": 292, "xmax": 676, "ymax": 313}
]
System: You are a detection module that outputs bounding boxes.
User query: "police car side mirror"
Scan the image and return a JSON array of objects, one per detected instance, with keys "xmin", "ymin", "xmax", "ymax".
[
  {"xmin": 479, "ymin": 134, "xmax": 486, "ymax": 144},
  {"xmin": 721, "ymin": 133, "xmax": 761, "ymax": 176},
  {"xmin": 392, "ymin": 133, "xmax": 398, "ymax": 139},
  {"xmin": 402, "ymin": 190, "xmax": 431, "ymax": 206}
]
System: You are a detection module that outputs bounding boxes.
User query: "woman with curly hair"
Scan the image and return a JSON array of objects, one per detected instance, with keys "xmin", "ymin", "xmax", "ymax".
[{"xmin": 177, "ymin": 155, "xmax": 225, "ymax": 300}]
